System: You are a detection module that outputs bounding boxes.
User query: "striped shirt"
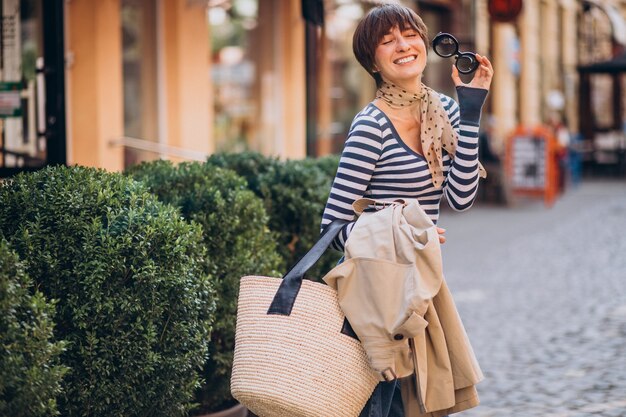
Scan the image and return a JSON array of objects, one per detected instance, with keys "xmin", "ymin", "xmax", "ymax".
[{"xmin": 321, "ymin": 86, "xmax": 488, "ymax": 251}]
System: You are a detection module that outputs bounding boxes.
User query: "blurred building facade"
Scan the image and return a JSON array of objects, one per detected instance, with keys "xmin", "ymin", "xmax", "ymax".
[{"xmin": 0, "ymin": 0, "xmax": 625, "ymax": 175}]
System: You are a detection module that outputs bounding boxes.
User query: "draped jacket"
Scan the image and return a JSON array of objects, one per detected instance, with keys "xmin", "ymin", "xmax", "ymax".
[{"xmin": 323, "ymin": 198, "xmax": 483, "ymax": 416}]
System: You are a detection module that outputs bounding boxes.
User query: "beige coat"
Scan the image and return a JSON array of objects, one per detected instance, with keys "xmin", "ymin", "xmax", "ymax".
[{"xmin": 323, "ymin": 198, "xmax": 483, "ymax": 416}]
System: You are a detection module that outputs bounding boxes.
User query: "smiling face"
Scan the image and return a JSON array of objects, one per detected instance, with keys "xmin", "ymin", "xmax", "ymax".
[
  {"xmin": 352, "ymin": 4, "xmax": 429, "ymax": 88},
  {"xmin": 374, "ymin": 25, "xmax": 427, "ymax": 88}
]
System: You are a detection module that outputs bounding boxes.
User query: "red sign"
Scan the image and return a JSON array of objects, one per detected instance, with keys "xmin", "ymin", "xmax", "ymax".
[
  {"xmin": 488, "ymin": 0, "xmax": 523, "ymax": 23},
  {"xmin": 505, "ymin": 125, "xmax": 558, "ymax": 207}
]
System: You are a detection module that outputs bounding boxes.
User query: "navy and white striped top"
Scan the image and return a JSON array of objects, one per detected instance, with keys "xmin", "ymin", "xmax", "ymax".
[{"xmin": 321, "ymin": 86, "xmax": 488, "ymax": 251}]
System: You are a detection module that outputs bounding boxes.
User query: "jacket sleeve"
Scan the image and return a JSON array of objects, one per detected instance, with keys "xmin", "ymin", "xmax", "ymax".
[
  {"xmin": 443, "ymin": 86, "xmax": 488, "ymax": 211},
  {"xmin": 320, "ymin": 114, "xmax": 383, "ymax": 251}
]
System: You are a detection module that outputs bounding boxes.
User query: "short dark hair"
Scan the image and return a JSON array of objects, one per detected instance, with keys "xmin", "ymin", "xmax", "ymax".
[{"xmin": 352, "ymin": 4, "xmax": 429, "ymax": 88}]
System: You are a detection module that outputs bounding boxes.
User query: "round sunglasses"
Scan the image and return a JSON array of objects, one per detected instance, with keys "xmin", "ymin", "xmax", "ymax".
[{"xmin": 432, "ymin": 32, "xmax": 479, "ymax": 74}]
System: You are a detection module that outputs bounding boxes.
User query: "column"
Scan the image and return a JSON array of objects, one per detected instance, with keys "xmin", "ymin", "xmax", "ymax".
[
  {"xmin": 540, "ymin": 0, "xmax": 559, "ymax": 121},
  {"xmin": 161, "ymin": 0, "xmax": 212, "ymax": 156},
  {"xmin": 253, "ymin": 0, "xmax": 306, "ymax": 159},
  {"xmin": 277, "ymin": 0, "xmax": 306, "ymax": 159},
  {"xmin": 519, "ymin": 0, "xmax": 541, "ymax": 126},
  {"xmin": 316, "ymin": 26, "xmax": 333, "ymax": 156},
  {"xmin": 66, "ymin": 0, "xmax": 124, "ymax": 171},
  {"xmin": 560, "ymin": 0, "xmax": 579, "ymax": 132},
  {"xmin": 491, "ymin": 23, "xmax": 518, "ymax": 151},
  {"xmin": 474, "ymin": 0, "xmax": 490, "ymax": 55}
]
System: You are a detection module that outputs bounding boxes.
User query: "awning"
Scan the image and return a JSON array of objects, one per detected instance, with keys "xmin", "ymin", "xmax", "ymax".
[{"xmin": 578, "ymin": 52, "xmax": 626, "ymax": 73}]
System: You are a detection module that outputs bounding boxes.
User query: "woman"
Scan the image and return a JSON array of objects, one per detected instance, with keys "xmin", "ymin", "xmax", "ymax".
[{"xmin": 320, "ymin": 4, "xmax": 493, "ymax": 417}]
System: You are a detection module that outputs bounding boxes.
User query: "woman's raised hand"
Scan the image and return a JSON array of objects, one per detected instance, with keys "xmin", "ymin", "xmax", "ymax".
[{"xmin": 451, "ymin": 54, "xmax": 493, "ymax": 90}]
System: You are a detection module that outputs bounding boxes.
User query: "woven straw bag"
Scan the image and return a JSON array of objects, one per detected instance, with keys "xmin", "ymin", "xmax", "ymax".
[{"xmin": 231, "ymin": 220, "xmax": 378, "ymax": 417}]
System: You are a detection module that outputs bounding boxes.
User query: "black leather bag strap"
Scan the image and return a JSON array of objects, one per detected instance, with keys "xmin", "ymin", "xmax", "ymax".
[{"xmin": 267, "ymin": 219, "xmax": 348, "ymax": 316}]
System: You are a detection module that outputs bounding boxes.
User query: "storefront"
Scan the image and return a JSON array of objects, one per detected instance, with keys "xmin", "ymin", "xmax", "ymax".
[
  {"xmin": 0, "ymin": 0, "xmax": 473, "ymax": 176},
  {"xmin": 0, "ymin": 0, "xmax": 66, "ymax": 177},
  {"xmin": 578, "ymin": 0, "xmax": 626, "ymax": 172}
]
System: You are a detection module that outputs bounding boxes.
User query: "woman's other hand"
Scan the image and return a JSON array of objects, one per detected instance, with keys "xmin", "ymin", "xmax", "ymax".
[
  {"xmin": 451, "ymin": 54, "xmax": 493, "ymax": 91},
  {"xmin": 437, "ymin": 227, "xmax": 446, "ymax": 244}
]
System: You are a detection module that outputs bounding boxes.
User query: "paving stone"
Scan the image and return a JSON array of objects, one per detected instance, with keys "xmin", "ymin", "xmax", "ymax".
[{"xmin": 438, "ymin": 181, "xmax": 626, "ymax": 417}]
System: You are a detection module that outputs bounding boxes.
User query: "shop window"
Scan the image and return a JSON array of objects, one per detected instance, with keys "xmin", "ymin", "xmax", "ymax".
[
  {"xmin": 121, "ymin": 0, "xmax": 159, "ymax": 167},
  {"xmin": 419, "ymin": 6, "xmax": 453, "ymax": 96},
  {"xmin": 318, "ymin": 1, "xmax": 371, "ymax": 154},
  {"xmin": 209, "ymin": 0, "xmax": 259, "ymax": 153},
  {"xmin": 0, "ymin": 0, "xmax": 46, "ymax": 170},
  {"xmin": 591, "ymin": 74, "xmax": 615, "ymax": 131},
  {"xmin": 418, "ymin": 2, "xmax": 473, "ymax": 97}
]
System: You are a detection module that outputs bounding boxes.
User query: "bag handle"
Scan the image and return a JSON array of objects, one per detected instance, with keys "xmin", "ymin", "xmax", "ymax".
[
  {"xmin": 267, "ymin": 219, "xmax": 349, "ymax": 316},
  {"xmin": 352, "ymin": 198, "xmax": 406, "ymax": 216}
]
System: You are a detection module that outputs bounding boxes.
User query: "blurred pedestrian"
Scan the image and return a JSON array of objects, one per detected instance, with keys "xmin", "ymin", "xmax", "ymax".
[
  {"xmin": 479, "ymin": 115, "xmax": 500, "ymax": 164},
  {"xmin": 478, "ymin": 115, "xmax": 508, "ymax": 204},
  {"xmin": 548, "ymin": 113, "xmax": 571, "ymax": 193},
  {"xmin": 320, "ymin": 4, "xmax": 492, "ymax": 417}
]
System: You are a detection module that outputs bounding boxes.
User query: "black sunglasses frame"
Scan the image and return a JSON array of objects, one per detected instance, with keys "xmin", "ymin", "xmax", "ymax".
[{"xmin": 431, "ymin": 32, "xmax": 479, "ymax": 75}]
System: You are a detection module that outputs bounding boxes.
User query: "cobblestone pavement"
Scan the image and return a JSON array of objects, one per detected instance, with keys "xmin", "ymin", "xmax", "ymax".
[{"xmin": 439, "ymin": 180, "xmax": 626, "ymax": 417}]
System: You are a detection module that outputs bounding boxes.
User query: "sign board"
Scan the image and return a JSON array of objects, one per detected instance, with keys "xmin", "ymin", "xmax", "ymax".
[
  {"xmin": 506, "ymin": 126, "xmax": 558, "ymax": 206},
  {"xmin": 0, "ymin": 81, "xmax": 22, "ymax": 117},
  {"xmin": 511, "ymin": 136, "xmax": 546, "ymax": 188},
  {"xmin": 488, "ymin": 0, "xmax": 523, "ymax": 23}
]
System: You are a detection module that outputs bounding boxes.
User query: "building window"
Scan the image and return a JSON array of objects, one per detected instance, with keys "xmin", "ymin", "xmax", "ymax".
[
  {"xmin": 317, "ymin": 1, "xmax": 371, "ymax": 155},
  {"xmin": 121, "ymin": 0, "xmax": 160, "ymax": 167},
  {"xmin": 418, "ymin": 5, "xmax": 455, "ymax": 96},
  {"xmin": 591, "ymin": 74, "xmax": 615, "ymax": 131},
  {"xmin": 0, "ymin": 0, "xmax": 46, "ymax": 170},
  {"xmin": 209, "ymin": 0, "xmax": 259, "ymax": 153},
  {"xmin": 578, "ymin": 5, "xmax": 613, "ymax": 66}
]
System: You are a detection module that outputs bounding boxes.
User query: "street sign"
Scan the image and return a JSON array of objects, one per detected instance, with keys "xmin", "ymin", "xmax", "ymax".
[{"xmin": 0, "ymin": 82, "xmax": 22, "ymax": 118}]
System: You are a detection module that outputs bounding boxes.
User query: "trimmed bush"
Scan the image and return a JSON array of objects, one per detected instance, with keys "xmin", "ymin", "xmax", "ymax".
[
  {"xmin": 301, "ymin": 154, "xmax": 340, "ymax": 179},
  {"xmin": 206, "ymin": 151, "xmax": 279, "ymax": 194},
  {"xmin": 207, "ymin": 153, "xmax": 342, "ymax": 279},
  {"xmin": 126, "ymin": 160, "xmax": 282, "ymax": 413},
  {"xmin": 257, "ymin": 159, "xmax": 341, "ymax": 278},
  {"xmin": 0, "ymin": 166, "xmax": 214, "ymax": 417},
  {"xmin": 0, "ymin": 240, "xmax": 67, "ymax": 417}
]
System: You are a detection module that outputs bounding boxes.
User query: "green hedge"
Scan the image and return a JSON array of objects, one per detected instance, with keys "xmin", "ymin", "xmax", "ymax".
[
  {"xmin": 0, "ymin": 166, "xmax": 214, "ymax": 417},
  {"xmin": 207, "ymin": 152, "xmax": 342, "ymax": 279},
  {"xmin": 126, "ymin": 160, "xmax": 282, "ymax": 413},
  {"xmin": 0, "ymin": 240, "xmax": 67, "ymax": 417},
  {"xmin": 301, "ymin": 154, "xmax": 341, "ymax": 179},
  {"xmin": 205, "ymin": 151, "xmax": 279, "ymax": 194}
]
